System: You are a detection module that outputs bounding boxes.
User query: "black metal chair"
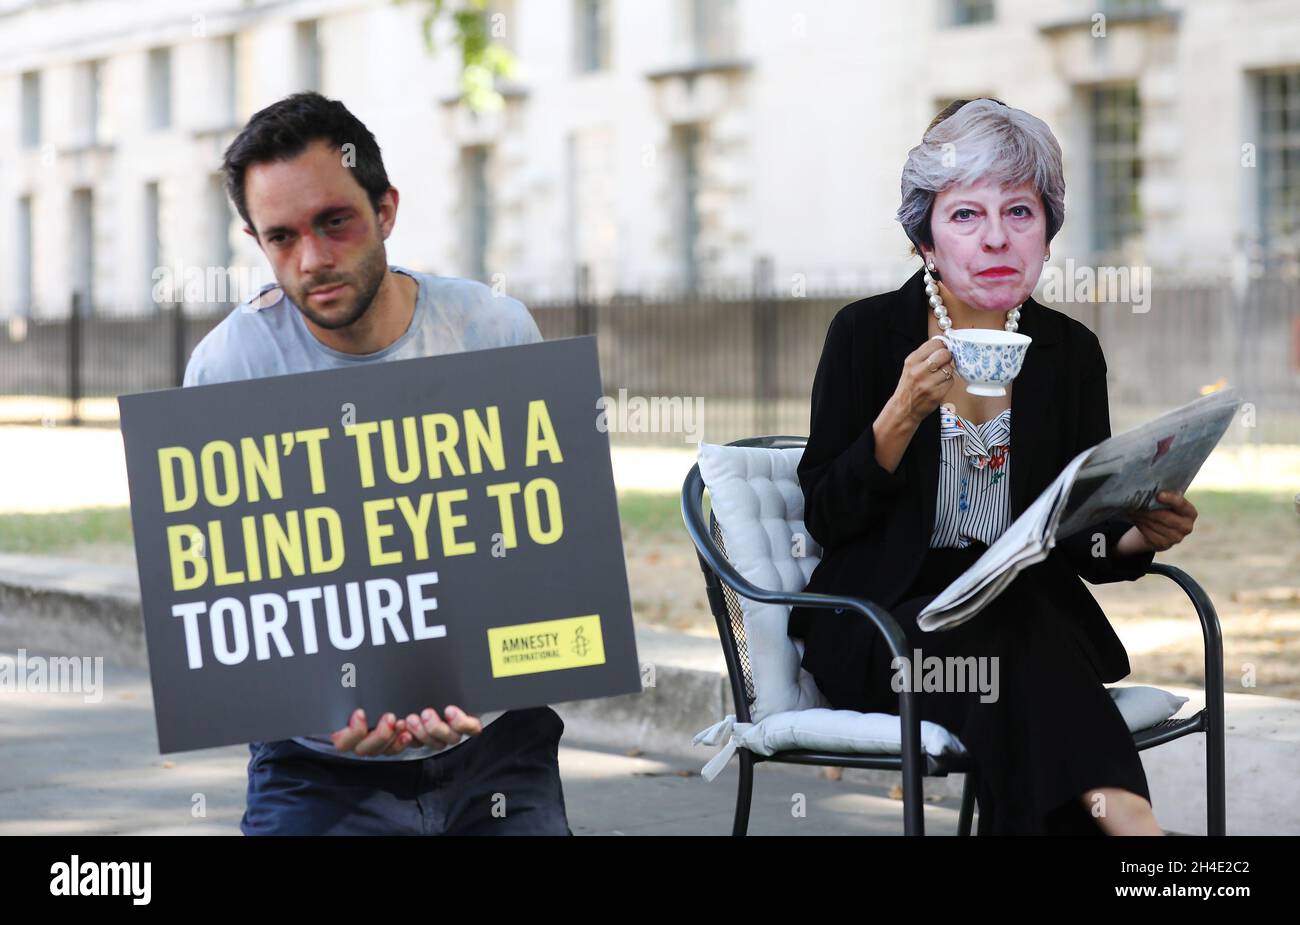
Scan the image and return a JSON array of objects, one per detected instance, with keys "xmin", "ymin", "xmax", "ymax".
[{"xmin": 681, "ymin": 435, "xmax": 1227, "ymax": 836}]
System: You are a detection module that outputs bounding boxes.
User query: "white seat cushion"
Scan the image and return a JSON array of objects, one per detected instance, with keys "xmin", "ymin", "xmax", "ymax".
[
  {"xmin": 693, "ymin": 687, "xmax": 1189, "ymax": 780},
  {"xmin": 1110, "ymin": 685, "xmax": 1190, "ymax": 733},
  {"xmin": 693, "ymin": 709, "xmax": 966, "ymax": 780}
]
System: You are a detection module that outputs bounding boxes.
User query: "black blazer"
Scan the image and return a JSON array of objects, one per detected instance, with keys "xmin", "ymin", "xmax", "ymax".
[{"xmin": 788, "ymin": 267, "xmax": 1155, "ymax": 684}]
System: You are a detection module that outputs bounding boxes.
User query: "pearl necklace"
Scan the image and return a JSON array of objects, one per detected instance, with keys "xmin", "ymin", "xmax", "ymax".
[{"xmin": 924, "ymin": 266, "xmax": 1021, "ymax": 333}]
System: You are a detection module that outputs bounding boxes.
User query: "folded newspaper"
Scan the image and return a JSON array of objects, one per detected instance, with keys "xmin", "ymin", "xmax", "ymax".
[{"xmin": 917, "ymin": 387, "xmax": 1242, "ymax": 631}]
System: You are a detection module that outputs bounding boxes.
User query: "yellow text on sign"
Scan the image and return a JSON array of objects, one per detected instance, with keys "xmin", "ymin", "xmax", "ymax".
[{"xmin": 487, "ymin": 615, "xmax": 605, "ymax": 678}]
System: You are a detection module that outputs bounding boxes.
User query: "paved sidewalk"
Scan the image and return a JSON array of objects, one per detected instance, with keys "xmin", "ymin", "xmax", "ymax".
[
  {"xmin": 0, "ymin": 654, "xmax": 967, "ymax": 836},
  {"xmin": 5, "ymin": 550, "xmax": 1300, "ymax": 834},
  {"xmin": 6, "ymin": 543, "xmax": 1299, "ymax": 834}
]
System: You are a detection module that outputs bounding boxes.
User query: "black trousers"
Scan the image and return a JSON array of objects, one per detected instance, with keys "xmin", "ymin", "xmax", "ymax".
[{"xmin": 798, "ymin": 541, "xmax": 1151, "ymax": 835}]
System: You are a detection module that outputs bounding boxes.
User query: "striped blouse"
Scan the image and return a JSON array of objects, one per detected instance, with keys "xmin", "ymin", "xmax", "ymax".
[{"xmin": 929, "ymin": 403, "xmax": 1012, "ymax": 549}]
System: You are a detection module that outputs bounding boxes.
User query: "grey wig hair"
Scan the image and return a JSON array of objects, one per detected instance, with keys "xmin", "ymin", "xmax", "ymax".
[{"xmin": 896, "ymin": 98, "xmax": 1066, "ymax": 257}]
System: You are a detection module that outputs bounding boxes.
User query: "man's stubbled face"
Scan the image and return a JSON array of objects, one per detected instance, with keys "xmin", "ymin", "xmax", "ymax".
[{"xmin": 242, "ymin": 138, "xmax": 390, "ymax": 330}]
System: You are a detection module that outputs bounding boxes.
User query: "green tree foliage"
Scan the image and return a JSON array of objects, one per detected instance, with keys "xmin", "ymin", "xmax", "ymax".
[{"xmin": 398, "ymin": 0, "xmax": 517, "ymax": 111}]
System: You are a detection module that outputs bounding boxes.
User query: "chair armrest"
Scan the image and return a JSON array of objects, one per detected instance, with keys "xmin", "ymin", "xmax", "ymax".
[
  {"xmin": 1137, "ymin": 562, "xmax": 1225, "ymax": 701},
  {"xmin": 681, "ymin": 462, "xmax": 913, "ymax": 663},
  {"xmin": 1136, "ymin": 561, "xmax": 1227, "ymax": 835}
]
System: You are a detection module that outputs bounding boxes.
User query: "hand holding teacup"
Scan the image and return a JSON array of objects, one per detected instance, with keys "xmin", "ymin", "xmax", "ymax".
[
  {"xmin": 891, "ymin": 339, "xmax": 958, "ymax": 426},
  {"xmin": 929, "ymin": 328, "xmax": 1032, "ymax": 397}
]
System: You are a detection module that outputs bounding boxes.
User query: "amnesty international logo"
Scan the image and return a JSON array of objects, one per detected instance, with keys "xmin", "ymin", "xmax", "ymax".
[{"xmin": 487, "ymin": 615, "xmax": 605, "ymax": 677}]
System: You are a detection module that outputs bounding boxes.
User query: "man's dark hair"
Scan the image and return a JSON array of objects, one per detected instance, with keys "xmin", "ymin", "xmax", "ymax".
[{"xmin": 222, "ymin": 91, "xmax": 391, "ymax": 232}]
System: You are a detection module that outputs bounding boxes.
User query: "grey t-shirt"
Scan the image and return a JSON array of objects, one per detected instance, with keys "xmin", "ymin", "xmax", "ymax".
[{"xmin": 183, "ymin": 266, "xmax": 543, "ymax": 761}]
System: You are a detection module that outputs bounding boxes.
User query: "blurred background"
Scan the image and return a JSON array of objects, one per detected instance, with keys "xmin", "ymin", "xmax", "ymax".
[
  {"xmin": 0, "ymin": 0, "xmax": 1298, "ymax": 437},
  {"xmin": 0, "ymin": 0, "xmax": 1297, "ymax": 697}
]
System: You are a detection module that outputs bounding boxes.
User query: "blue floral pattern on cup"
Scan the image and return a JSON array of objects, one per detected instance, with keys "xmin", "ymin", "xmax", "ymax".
[{"xmin": 932, "ymin": 330, "xmax": 1031, "ymax": 396}]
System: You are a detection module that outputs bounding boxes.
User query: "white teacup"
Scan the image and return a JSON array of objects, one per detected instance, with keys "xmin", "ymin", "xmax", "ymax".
[{"xmin": 930, "ymin": 329, "xmax": 1032, "ymax": 397}]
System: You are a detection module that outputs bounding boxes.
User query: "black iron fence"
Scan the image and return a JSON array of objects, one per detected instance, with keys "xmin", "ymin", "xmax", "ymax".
[{"xmin": 2, "ymin": 275, "xmax": 1298, "ymax": 445}]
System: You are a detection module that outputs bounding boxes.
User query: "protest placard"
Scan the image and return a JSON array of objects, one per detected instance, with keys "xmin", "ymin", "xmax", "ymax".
[{"xmin": 119, "ymin": 336, "xmax": 640, "ymax": 752}]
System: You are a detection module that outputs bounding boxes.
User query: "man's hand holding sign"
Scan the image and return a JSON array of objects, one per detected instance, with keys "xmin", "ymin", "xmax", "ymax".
[
  {"xmin": 119, "ymin": 336, "xmax": 640, "ymax": 754},
  {"xmin": 328, "ymin": 706, "xmax": 481, "ymax": 756}
]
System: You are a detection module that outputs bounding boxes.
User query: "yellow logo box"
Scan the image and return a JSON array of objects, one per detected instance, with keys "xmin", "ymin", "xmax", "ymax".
[{"xmin": 487, "ymin": 615, "xmax": 606, "ymax": 678}]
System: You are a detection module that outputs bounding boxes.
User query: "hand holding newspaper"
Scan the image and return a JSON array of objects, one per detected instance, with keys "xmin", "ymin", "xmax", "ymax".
[{"xmin": 917, "ymin": 388, "xmax": 1242, "ymax": 631}]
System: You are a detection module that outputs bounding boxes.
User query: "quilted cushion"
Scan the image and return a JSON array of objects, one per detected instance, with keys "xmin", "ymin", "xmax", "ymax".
[{"xmin": 697, "ymin": 443, "xmax": 825, "ymax": 720}]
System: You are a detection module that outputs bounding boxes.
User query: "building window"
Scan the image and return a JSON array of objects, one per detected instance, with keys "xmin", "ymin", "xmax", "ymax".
[
  {"xmin": 21, "ymin": 71, "xmax": 41, "ymax": 148},
  {"xmin": 148, "ymin": 47, "xmax": 172, "ymax": 130},
  {"xmin": 75, "ymin": 60, "xmax": 106, "ymax": 146},
  {"xmin": 17, "ymin": 196, "xmax": 33, "ymax": 316},
  {"xmin": 296, "ymin": 20, "xmax": 322, "ymax": 92},
  {"xmin": 1101, "ymin": 0, "xmax": 1163, "ymax": 14},
  {"xmin": 672, "ymin": 123, "xmax": 701, "ymax": 292},
  {"xmin": 564, "ymin": 133, "xmax": 579, "ymax": 282},
  {"xmin": 71, "ymin": 189, "xmax": 95, "ymax": 314},
  {"xmin": 574, "ymin": 0, "xmax": 610, "ymax": 73},
  {"xmin": 565, "ymin": 128, "xmax": 613, "ymax": 292},
  {"xmin": 209, "ymin": 174, "xmax": 234, "ymax": 273},
  {"xmin": 1088, "ymin": 83, "xmax": 1142, "ymax": 257},
  {"xmin": 461, "ymin": 146, "xmax": 491, "ymax": 283},
  {"xmin": 1255, "ymin": 68, "xmax": 1300, "ymax": 251},
  {"xmin": 689, "ymin": 0, "xmax": 736, "ymax": 61},
  {"xmin": 145, "ymin": 181, "xmax": 162, "ymax": 307},
  {"xmin": 217, "ymin": 35, "xmax": 238, "ymax": 126},
  {"xmin": 948, "ymin": 0, "xmax": 994, "ymax": 26}
]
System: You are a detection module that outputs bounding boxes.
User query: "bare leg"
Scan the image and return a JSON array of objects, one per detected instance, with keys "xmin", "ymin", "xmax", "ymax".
[{"xmin": 1080, "ymin": 787, "xmax": 1166, "ymax": 835}]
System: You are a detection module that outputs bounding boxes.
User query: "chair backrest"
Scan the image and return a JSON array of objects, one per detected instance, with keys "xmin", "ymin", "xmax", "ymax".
[
  {"xmin": 706, "ymin": 514, "xmax": 757, "ymax": 709},
  {"xmin": 683, "ymin": 436, "xmax": 827, "ymax": 724}
]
